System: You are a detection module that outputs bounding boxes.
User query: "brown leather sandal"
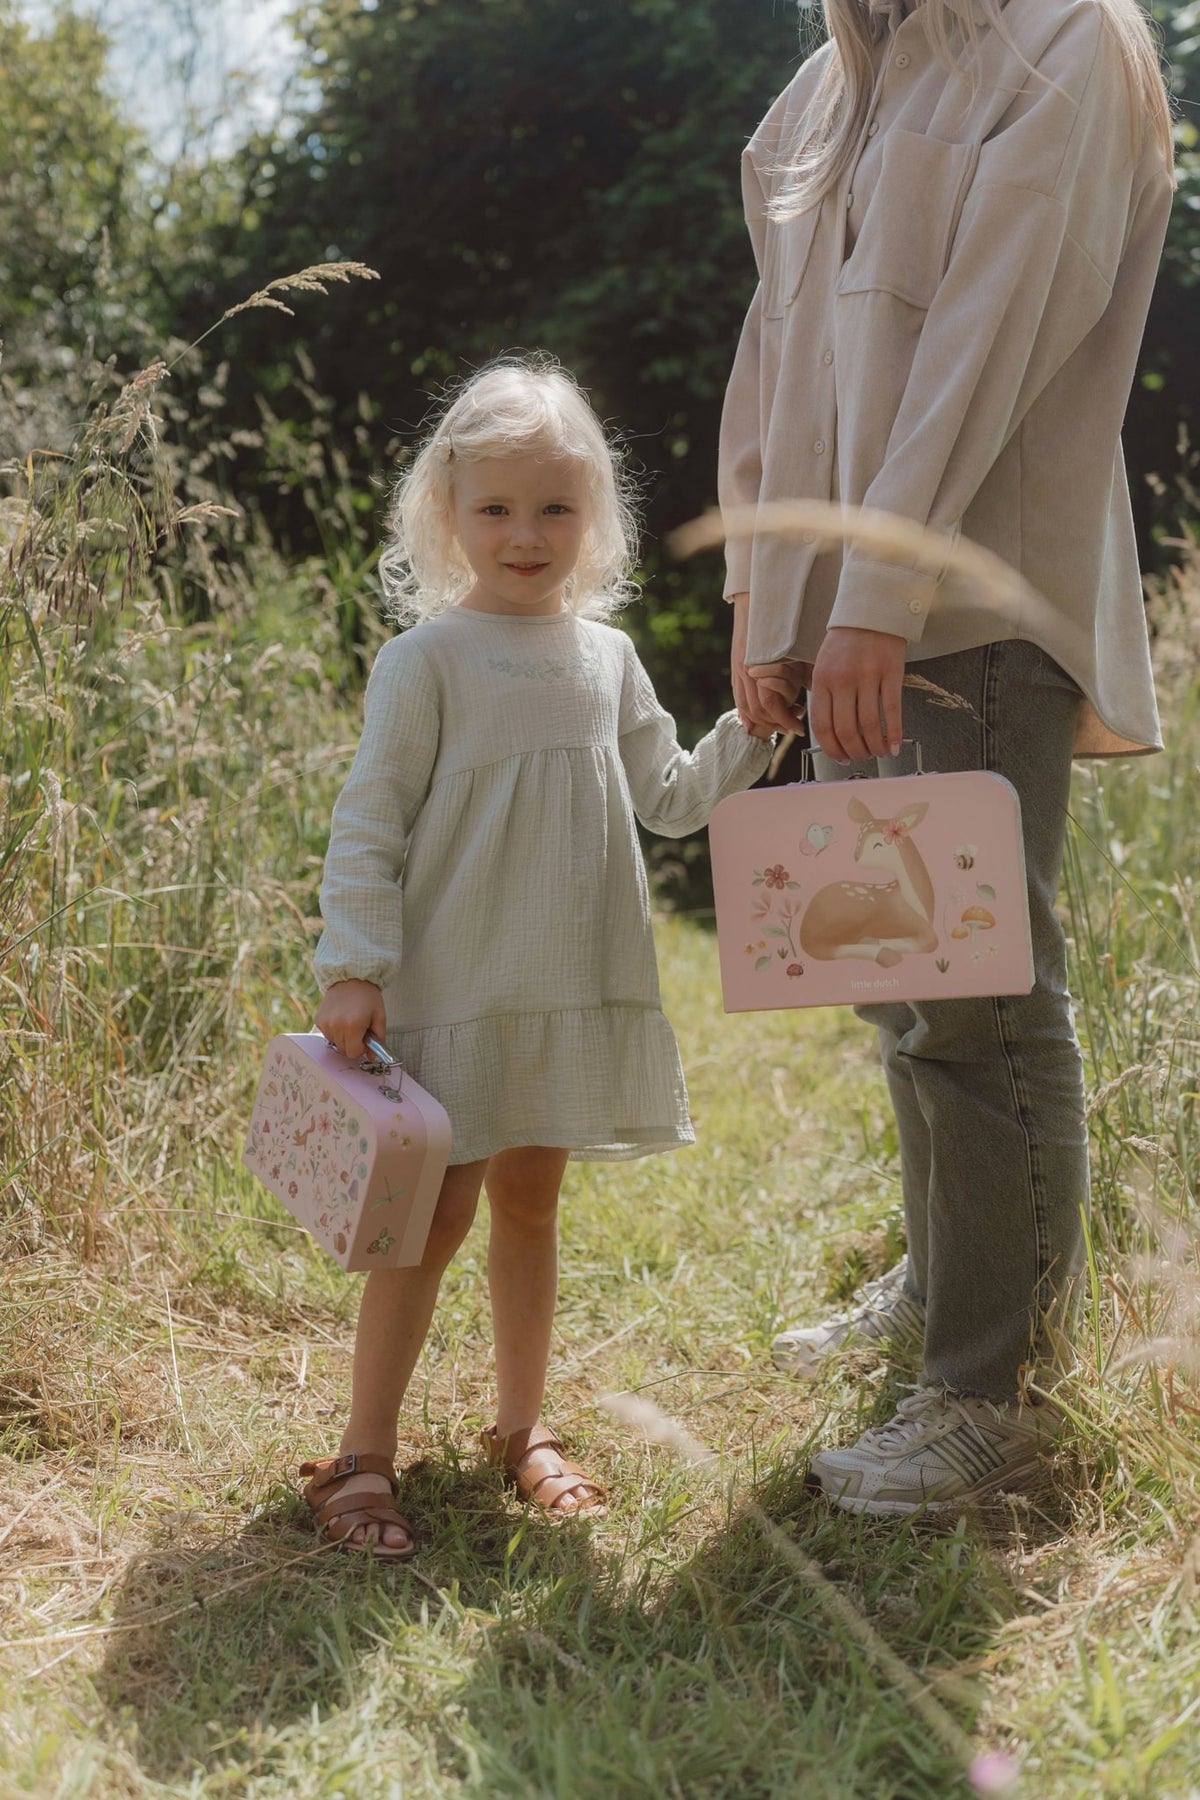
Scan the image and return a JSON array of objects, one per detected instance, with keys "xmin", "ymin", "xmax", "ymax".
[
  {"xmin": 299, "ymin": 1452, "xmax": 417, "ymax": 1562},
  {"xmin": 480, "ymin": 1423, "xmax": 606, "ymax": 1519}
]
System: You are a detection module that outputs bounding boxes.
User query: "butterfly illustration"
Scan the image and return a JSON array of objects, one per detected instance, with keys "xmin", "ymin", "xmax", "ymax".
[{"xmin": 799, "ymin": 823, "xmax": 833, "ymax": 856}]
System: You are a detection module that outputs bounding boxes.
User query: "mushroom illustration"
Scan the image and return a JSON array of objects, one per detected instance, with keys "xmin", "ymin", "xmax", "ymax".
[{"xmin": 960, "ymin": 904, "xmax": 995, "ymax": 944}]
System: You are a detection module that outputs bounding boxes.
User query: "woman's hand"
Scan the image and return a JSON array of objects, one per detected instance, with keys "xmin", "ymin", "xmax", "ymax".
[
  {"xmin": 731, "ymin": 592, "xmax": 810, "ymax": 736},
  {"xmin": 809, "ymin": 626, "xmax": 906, "ymax": 763},
  {"xmin": 314, "ymin": 980, "xmax": 387, "ymax": 1061}
]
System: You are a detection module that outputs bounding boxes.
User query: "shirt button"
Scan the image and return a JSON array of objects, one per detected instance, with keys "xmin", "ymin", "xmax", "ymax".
[
  {"xmin": 823, "ymin": 350, "xmax": 834, "ymax": 365},
  {"xmin": 813, "ymin": 439, "xmax": 827, "ymax": 455},
  {"xmin": 868, "ymin": 120, "xmax": 880, "ymax": 137},
  {"xmin": 895, "ymin": 52, "xmax": 910, "ymax": 69},
  {"xmin": 908, "ymin": 599, "xmax": 925, "ymax": 615}
]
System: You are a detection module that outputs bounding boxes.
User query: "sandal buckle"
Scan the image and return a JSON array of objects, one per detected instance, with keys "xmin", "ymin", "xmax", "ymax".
[{"xmin": 331, "ymin": 1452, "xmax": 358, "ymax": 1477}]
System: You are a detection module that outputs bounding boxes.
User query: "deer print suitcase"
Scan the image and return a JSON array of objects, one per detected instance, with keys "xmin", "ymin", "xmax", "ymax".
[
  {"xmin": 709, "ymin": 769, "xmax": 1033, "ymax": 1010},
  {"xmin": 243, "ymin": 1033, "xmax": 452, "ymax": 1270}
]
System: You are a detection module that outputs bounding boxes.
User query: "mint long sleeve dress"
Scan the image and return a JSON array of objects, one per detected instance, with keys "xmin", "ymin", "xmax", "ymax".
[{"xmin": 314, "ymin": 606, "xmax": 772, "ymax": 1163}]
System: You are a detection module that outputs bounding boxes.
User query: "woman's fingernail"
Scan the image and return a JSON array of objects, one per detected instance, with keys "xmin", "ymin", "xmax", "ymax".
[{"xmin": 890, "ymin": 741, "xmax": 901, "ymax": 757}]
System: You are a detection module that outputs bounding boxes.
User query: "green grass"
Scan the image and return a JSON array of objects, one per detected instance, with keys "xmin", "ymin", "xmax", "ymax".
[
  {"xmin": 2, "ymin": 349, "xmax": 1198, "ymax": 1797},
  {"xmin": 2, "ymin": 895, "xmax": 1198, "ymax": 1796}
]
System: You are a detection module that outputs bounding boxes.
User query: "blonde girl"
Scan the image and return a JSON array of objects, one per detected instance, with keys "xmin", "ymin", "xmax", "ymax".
[
  {"xmin": 721, "ymin": 0, "xmax": 1174, "ymax": 1513},
  {"xmin": 305, "ymin": 359, "xmax": 771, "ymax": 1558}
]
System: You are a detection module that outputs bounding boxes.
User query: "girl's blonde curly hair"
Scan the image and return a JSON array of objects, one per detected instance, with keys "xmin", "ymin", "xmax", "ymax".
[{"xmin": 379, "ymin": 357, "xmax": 640, "ymax": 625}]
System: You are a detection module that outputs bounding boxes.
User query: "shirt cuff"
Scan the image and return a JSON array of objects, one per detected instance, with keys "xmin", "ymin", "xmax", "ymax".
[
  {"xmin": 313, "ymin": 960, "xmax": 393, "ymax": 994},
  {"xmin": 828, "ymin": 557, "xmax": 938, "ymax": 643},
  {"xmin": 724, "ymin": 540, "xmax": 753, "ymax": 600}
]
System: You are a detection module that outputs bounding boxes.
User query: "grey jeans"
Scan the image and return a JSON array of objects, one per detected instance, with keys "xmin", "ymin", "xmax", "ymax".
[{"xmin": 812, "ymin": 639, "xmax": 1088, "ymax": 1400}]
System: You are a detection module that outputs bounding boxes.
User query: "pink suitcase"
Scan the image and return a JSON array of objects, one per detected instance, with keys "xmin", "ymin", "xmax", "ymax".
[
  {"xmin": 709, "ymin": 768, "xmax": 1033, "ymax": 1011},
  {"xmin": 243, "ymin": 1033, "xmax": 452, "ymax": 1270}
]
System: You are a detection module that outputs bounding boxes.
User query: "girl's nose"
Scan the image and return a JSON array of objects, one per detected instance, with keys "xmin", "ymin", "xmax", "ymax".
[{"xmin": 509, "ymin": 516, "xmax": 545, "ymax": 546}]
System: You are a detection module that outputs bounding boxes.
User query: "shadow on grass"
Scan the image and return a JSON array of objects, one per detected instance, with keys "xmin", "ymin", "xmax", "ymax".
[
  {"xmin": 96, "ymin": 1434, "xmax": 1054, "ymax": 1797},
  {"xmin": 446, "ymin": 1453, "xmax": 1036, "ymax": 1800},
  {"xmin": 94, "ymin": 1449, "xmax": 608, "ymax": 1785}
]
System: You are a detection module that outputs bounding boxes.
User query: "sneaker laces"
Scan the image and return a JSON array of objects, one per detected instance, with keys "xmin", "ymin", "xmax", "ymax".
[
  {"xmin": 819, "ymin": 1266, "xmax": 906, "ymax": 1332},
  {"xmin": 864, "ymin": 1386, "xmax": 1007, "ymax": 1451}
]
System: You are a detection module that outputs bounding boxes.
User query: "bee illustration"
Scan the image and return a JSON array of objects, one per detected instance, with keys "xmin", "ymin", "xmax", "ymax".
[{"xmin": 954, "ymin": 845, "xmax": 977, "ymax": 870}]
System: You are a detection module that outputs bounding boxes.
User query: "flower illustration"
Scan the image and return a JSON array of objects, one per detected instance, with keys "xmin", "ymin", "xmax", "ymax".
[
  {"xmin": 270, "ymin": 1164, "xmax": 281, "ymax": 1181},
  {"xmin": 751, "ymin": 893, "xmax": 772, "ymax": 922},
  {"xmin": 763, "ymin": 864, "xmax": 790, "ymax": 889},
  {"xmin": 744, "ymin": 942, "xmax": 756, "ymax": 955},
  {"xmin": 883, "ymin": 818, "xmax": 909, "ymax": 845},
  {"xmin": 287, "ymin": 1180, "xmax": 299, "ymax": 1198},
  {"xmin": 786, "ymin": 963, "xmax": 804, "ymax": 978}
]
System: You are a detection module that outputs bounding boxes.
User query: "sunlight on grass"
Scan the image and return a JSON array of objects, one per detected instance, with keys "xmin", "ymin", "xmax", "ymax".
[{"xmin": 1, "ymin": 341, "xmax": 1198, "ymax": 1796}]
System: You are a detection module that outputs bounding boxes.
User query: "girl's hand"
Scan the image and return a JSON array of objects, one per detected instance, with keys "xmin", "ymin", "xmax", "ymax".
[
  {"xmin": 809, "ymin": 626, "xmax": 906, "ymax": 764},
  {"xmin": 314, "ymin": 980, "xmax": 387, "ymax": 1061}
]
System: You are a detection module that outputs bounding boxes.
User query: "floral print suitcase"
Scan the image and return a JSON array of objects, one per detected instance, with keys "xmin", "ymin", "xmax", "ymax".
[
  {"xmin": 243, "ymin": 1033, "xmax": 452, "ymax": 1270},
  {"xmin": 709, "ymin": 769, "xmax": 1033, "ymax": 1011}
]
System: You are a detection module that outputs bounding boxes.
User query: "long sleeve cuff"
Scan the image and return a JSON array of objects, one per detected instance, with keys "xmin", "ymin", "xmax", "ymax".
[
  {"xmin": 828, "ymin": 556, "xmax": 939, "ymax": 643},
  {"xmin": 313, "ymin": 950, "xmax": 397, "ymax": 994},
  {"xmin": 724, "ymin": 539, "xmax": 754, "ymax": 599}
]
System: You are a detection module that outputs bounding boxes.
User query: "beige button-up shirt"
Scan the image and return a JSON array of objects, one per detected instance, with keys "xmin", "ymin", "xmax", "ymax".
[{"xmin": 718, "ymin": 0, "xmax": 1175, "ymax": 753}]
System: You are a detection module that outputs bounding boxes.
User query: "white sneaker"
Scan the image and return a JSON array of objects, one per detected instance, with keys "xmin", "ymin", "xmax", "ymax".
[
  {"xmin": 807, "ymin": 1386, "xmax": 1062, "ymax": 1516},
  {"xmin": 770, "ymin": 1258, "xmax": 925, "ymax": 1378}
]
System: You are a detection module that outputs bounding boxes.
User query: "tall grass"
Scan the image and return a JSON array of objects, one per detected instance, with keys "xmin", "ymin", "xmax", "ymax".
[
  {"xmin": 1, "ymin": 299, "xmax": 382, "ymax": 1260},
  {"xmin": 1, "ymin": 322, "xmax": 1198, "ymax": 1796}
]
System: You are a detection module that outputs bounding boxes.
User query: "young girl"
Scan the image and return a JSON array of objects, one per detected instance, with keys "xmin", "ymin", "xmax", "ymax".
[{"xmin": 304, "ymin": 359, "xmax": 772, "ymax": 1558}]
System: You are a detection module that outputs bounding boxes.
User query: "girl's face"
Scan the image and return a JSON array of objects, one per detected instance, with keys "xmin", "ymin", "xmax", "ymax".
[{"xmin": 452, "ymin": 453, "xmax": 589, "ymax": 617}]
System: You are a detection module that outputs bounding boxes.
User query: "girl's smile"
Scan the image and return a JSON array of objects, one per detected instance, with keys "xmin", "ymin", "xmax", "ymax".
[{"xmin": 452, "ymin": 453, "xmax": 589, "ymax": 616}]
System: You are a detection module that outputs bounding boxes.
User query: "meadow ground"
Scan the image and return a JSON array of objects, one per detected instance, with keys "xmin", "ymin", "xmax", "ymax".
[{"xmin": 1, "ymin": 391, "xmax": 1198, "ymax": 1794}]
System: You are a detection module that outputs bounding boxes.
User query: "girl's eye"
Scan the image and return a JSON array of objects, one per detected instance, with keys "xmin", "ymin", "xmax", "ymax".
[
  {"xmin": 481, "ymin": 505, "xmax": 507, "ymax": 516},
  {"xmin": 544, "ymin": 504, "xmax": 572, "ymax": 515}
]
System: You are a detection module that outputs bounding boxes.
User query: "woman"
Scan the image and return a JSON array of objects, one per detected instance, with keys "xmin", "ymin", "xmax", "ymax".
[{"xmin": 720, "ymin": 0, "xmax": 1175, "ymax": 1514}]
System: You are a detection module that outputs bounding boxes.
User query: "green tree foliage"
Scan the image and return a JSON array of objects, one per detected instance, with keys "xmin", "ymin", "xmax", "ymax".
[
  {"xmin": 1127, "ymin": 3, "xmax": 1200, "ymax": 542},
  {"xmin": 0, "ymin": 1, "xmax": 154, "ymax": 449},
  {"xmin": 195, "ymin": 1, "xmax": 799, "ymax": 600}
]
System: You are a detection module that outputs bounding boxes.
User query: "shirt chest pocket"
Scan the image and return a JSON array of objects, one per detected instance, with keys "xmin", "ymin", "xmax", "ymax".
[
  {"xmin": 837, "ymin": 131, "xmax": 980, "ymax": 311},
  {"xmin": 761, "ymin": 202, "xmax": 822, "ymax": 320}
]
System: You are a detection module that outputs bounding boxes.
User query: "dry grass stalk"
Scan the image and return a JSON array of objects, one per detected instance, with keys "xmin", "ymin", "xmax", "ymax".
[
  {"xmin": 217, "ymin": 262, "xmax": 380, "ymax": 325},
  {"xmin": 601, "ymin": 1389, "xmax": 1017, "ymax": 1792},
  {"xmin": 671, "ymin": 501, "xmax": 1027, "ymax": 609}
]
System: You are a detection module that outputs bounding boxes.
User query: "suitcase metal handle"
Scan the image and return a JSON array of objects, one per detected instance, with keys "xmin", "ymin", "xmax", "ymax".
[
  {"xmin": 322, "ymin": 1032, "xmax": 405, "ymax": 1088},
  {"xmin": 797, "ymin": 737, "xmax": 924, "ymax": 783}
]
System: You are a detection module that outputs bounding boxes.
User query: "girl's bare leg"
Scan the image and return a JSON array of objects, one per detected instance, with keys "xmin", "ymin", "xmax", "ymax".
[
  {"xmin": 331, "ymin": 1158, "xmax": 488, "ymax": 1550},
  {"xmin": 485, "ymin": 1146, "xmax": 570, "ymax": 1439}
]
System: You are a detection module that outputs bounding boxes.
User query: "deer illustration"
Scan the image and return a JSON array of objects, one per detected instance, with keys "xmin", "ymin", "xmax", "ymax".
[{"xmin": 799, "ymin": 798, "xmax": 938, "ymax": 968}]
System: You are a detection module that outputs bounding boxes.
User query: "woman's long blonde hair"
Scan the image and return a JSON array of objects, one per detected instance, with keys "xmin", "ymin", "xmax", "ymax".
[{"xmin": 776, "ymin": 0, "xmax": 1174, "ymax": 216}]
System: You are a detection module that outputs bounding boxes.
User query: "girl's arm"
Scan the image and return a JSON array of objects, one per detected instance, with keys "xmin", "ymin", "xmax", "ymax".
[
  {"xmin": 313, "ymin": 636, "xmax": 440, "ymax": 1008},
  {"xmin": 617, "ymin": 635, "xmax": 772, "ymax": 839}
]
